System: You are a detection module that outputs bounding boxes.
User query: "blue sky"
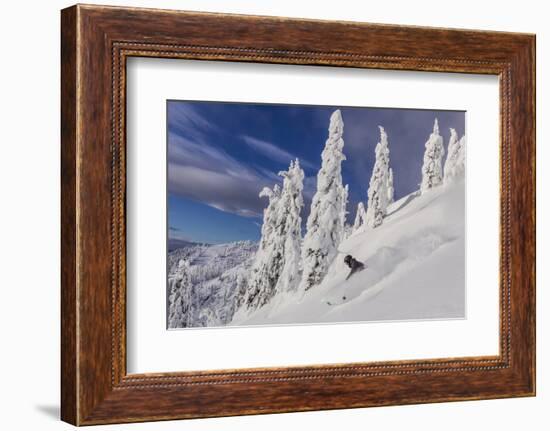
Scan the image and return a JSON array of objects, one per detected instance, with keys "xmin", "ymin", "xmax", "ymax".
[{"xmin": 167, "ymin": 100, "xmax": 465, "ymax": 245}]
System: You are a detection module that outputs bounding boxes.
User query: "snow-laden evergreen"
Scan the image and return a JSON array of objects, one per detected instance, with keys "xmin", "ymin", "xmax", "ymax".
[
  {"xmin": 420, "ymin": 118, "xmax": 445, "ymax": 193},
  {"xmin": 353, "ymin": 202, "xmax": 367, "ymax": 232},
  {"xmin": 168, "ymin": 259, "xmax": 192, "ymax": 328},
  {"xmin": 365, "ymin": 126, "xmax": 391, "ymax": 228},
  {"xmin": 340, "ymin": 186, "xmax": 350, "ymax": 239},
  {"xmin": 456, "ymin": 135, "xmax": 466, "ymax": 176},
  {"xmin": 244, "ymin": 159, "xmax": 305, "ymax": 309},
  {"xmin": 274, "ymin": 159, "xmax": 305, "ymax": 293},
  {"xmin": 244, "ymin": 184, "xmax": 283, "ymax": 309},
  {"xmin": 340, "ymin": 184, "xmax": 349, "ymax": 235},
  {"xmin": 444, "ymin": 129, "xmax": 466, "ymax": 183},
  {"xmin": 387, "ymin": 168, "xmax": 395, "ymax": 204},
  {"xmin": 299, "ymin": 109, "xmax": 347, "ymax": 291},
  {"xmin": 343, "ymin": 223, "xmax": 353, "ymax": 240},
  {"xmin": 443, "ymin": 128, "xmax": 459, "ymax": 182}
]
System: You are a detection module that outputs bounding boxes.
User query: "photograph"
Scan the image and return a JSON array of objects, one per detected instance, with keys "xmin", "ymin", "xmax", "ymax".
[
  {"xmin": 51, "ymin": 2, "xmax": 537, "ymax": 426},
  {"xmin": 166, "ymin": 101, "xmax": 466, "ymax": 329}
]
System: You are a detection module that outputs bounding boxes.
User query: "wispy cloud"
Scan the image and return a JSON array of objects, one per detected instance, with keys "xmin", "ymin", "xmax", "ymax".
[
  {"xmin": 168, "ymin": 226, "xmax": 192, "ymax": 242},
  {"xmin": 168, "ymin": 160, "xmax": 272, "ymax": 218},
  {"xmin": 242, "ymin": 135, "xmax": 316, "ymax": 170},
  {"xmin": 168, "ymin": 102, "xmax": 221, "ymax": 140},
  {"xmin": 168, "ymin": 124, "xmax": 279, "ymax": 218},
  {"xmin": 167, "ymin": 103, "xmax": 323, "ymax": 220}
]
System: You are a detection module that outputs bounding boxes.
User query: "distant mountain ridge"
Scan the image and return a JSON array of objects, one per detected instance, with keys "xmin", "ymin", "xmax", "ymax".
[{"xmin": 168, "ymin": 238, "xmax": 208, "ymax": 252}]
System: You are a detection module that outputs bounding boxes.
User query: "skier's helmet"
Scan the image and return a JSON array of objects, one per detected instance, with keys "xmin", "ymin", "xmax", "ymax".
[{"xmin": 344, "ymin": 255, "xmax": 352, "ymax": 265}]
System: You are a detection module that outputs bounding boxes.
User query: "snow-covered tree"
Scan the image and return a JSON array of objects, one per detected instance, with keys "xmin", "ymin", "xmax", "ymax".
[
  {"xmin": 340, "ymin": 184, "xmax": 349, "ymax": 234},
  {"xmin": 340, "ymin": 185, "xmax": 351, "ymax": 239},
  {"xmin": 343, "ymin": 223, "xmax": 353, "ymax": 240},
  {"xmin": 245, "ymin": 184, "xmax": 282, "ymax": 309},
  {"xmin": 353, "ymin": 202, "xmax": 367, "ymax": 232},
  {"xmin": 245, "ymin": 159, "xmax": 305, "ymax": 308},
  {"xmin": 234, "ymin": 272, "xmax": 249, "ymax": 310},
  {"xmin": 168, "ymin": 259, "xmax": 192, "ymax": 328},
  {"xmin": 365, "ymin": 126, "xmax": 391, "ymax": 228},
  {"xmin": 275, "ymin": 159, "xmax": 305, "ymax": 293},
  {"xmin": 387, "ymin": 168, "xmax": 395, "ymax": 204},
  {"xmin": 420, "ymin": 118, "xmax": 445, "ymax": 193},
  {"xmin": 456, "ymin": 135, "xmax": 466, "ymax": 175},
  {"xmin": 443, "ymin": 128, "xmax": 458, "ymax": 181},
  {"xmin": 299, "ymin": 109, "xmax": 347, "ymax": 291},
  {"xmin": 444, "ymin": 129, "xmax": 466, "ymax": 183}
]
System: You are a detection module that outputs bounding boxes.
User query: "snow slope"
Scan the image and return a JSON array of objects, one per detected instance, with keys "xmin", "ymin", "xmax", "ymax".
[{"xmin": 231, "ymin": 179, "xmax": 465, "ymax": 326}]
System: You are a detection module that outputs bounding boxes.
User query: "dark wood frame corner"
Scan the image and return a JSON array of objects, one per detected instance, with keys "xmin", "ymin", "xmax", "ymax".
[{"xmin": 61, "ymin": 4, "xmax": 536, "ymax": 426}]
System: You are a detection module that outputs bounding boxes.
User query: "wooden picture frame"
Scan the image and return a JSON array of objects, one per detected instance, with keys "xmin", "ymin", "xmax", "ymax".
[{"xmin": 61, "ymin": 4, "xmax": 536, "ymax": 425}]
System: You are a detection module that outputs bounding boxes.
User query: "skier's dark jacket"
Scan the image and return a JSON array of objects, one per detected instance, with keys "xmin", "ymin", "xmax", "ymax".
[{"xmin": 344, "ymin": 255, "xmax": 365, "ymax": 280}]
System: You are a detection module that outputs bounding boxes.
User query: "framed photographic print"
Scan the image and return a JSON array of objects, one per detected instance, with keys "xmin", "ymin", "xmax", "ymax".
[{"xmin": 61, "ymin": 4, "xmax": 536, "ymax": 425}]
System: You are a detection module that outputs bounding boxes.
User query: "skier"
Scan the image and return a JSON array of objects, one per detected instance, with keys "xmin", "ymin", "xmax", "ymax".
[
  {"xmin": 344, "ymin": 254, "xmax": 365, "ymax": 280},
  {"xmin": 325, "ymin": 255, "xmax": 366, "ymax": 306}
]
